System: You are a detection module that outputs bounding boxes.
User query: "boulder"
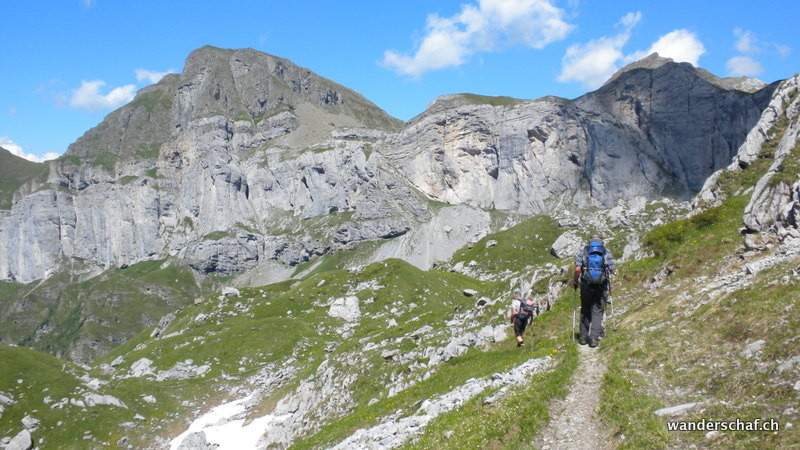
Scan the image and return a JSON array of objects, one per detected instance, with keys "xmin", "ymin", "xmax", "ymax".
[
  {"xmin": 328, "ymin": 296, "xmax": 361, "ymax": 322},
  {"xmin": 550, "ymin": 231, "xmax": 583, "ymax": 259},
  {"xmin": 177, "ymin": 431, "xmax": 216, "ymax": 450},
  {"xmin": 654, "ymin": 402, "xmax": 702, "ymax": 417},
  {"xmin": 221, "ymin": 287, "xmax": 241, "ymax": 297},
  {"xmin": 129, "ymin": 358, "xmax": 154, "ymax": 377},
  {"xmin": 740, "ymin": 339, "xmax": 766, "ymax": 359},
  {"xmin": 5, "ymin": 429, "xmax": 32, "ymax": 450}
]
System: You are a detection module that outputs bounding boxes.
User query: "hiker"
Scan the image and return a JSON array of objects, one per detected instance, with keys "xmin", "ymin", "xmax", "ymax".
[
  {"xmin": 572, "ymin": 234, "xmax": 617, "ymax": 348},
  {"xmin": 510, "ymin": 289, "xmax": 538, "ymax": 347}
]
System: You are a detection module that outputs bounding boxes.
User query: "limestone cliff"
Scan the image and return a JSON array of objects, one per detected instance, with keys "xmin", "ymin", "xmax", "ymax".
[{"xmin": 0, "ymin": 48, "xmax": 778, "ymax": 286}]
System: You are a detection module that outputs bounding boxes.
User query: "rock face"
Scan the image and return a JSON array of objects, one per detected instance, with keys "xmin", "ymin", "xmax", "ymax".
[
  {"xmin": 741, "ymin": 75, "xmax": 800, "ymax": 237},
  {"xmin": 382, "ymin": 54, "xmax": 775, "ymax": 214},
  {"xmin": 0, "ymin": 48, "xmax": 777, "ymax": 285}
]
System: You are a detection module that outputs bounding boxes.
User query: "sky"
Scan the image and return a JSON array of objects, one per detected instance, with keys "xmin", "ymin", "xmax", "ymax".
[{"xmin": 1, "ymin": 0, "xmax": 797, "ymax": 162}]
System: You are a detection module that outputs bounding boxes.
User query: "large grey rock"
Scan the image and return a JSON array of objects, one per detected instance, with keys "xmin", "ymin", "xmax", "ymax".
[
  {"xmin": 654, "ymin": 402, "xmax": 703, "ymax": 417},
  {"xmin": 0, "ymin": 392, "xmax": 13, "ymax": 405},
  {"xmin": 155, "ymin": 360, "xmax": 211, "ymax": 381},
  {"xmin": 740, "ymin": 339, "xmax": 767, "ymax": 359},
  {"xmin": 328, "ymin": 296, "xmax": 361, "ymax": 322},
  {"xmin": 550, "ymin": 231, "xmax": 584, "ymax": 258},
  {"xmin": 177, "ymin": 431, "xmax": 217, "ymax": 450},
  {"xmin": 742, "ymin": 75, "xmax": 800, "ymax": 236},
  {"xmin": 129, "ymin": 358, "xmax": 154, "ymax": 377},
  {"xmin": 20, "ymin": 415, "xmax": 39, "ymax": 430},
  {"xmin": 4, "ymin": 429, "xmax": 32, "ymax": 450},
  {"xmin": 84, "ymin": 393, "xmax": 127, "ymax": 408}
]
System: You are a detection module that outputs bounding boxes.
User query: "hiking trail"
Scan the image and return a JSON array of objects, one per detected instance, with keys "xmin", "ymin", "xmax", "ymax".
[{"xmin": 533, "ymin": 343, "xmax": 612, "ymax": 450}]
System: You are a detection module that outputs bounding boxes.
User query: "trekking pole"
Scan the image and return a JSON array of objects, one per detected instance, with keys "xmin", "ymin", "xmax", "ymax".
[
  {"xmin": 606, "ymin": 275, "xmax": 615, "ymax": 331},
  {"xmin": 571, "ymin": 287, "xmax": 577, "ymax": 342}
]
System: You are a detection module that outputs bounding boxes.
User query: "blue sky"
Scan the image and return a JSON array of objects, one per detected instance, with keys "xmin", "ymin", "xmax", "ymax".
[{"xmin": 1, "ymin": 0, "xmax": 797, "ymax": 162}]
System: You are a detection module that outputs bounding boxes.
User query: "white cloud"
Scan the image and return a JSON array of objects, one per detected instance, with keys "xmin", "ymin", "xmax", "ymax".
[
  {"xmin": 382, "ymin": 0, "xmax": 574, "ymax": 77},
  {"xmin": 734, "ymin": 28, "xmax": 759, "ymax": 54},
  {"xmin": 775, "ymin": 44, "xmax": 791, "ymax": 59},
  {"xmin": 69, "ymin": 80, "xmax": 137, "ymax": 112},
  {"xmin": 647, "ymin": 29, "xmax": 705, "ymax": 66},
  {"xmin": 558, "ymin": 12, "xmax": 706, "ymax": 89},
  {"xmin": 135, "ymin": 68, "xmax": 175, "ymax": 84},
  {"xmin": 0, "ymin": 137, "xmax": 61, "ymax": 162},
  {"xmin": 557, "ymin": 12, "xmax": 640, "ymax": 88},
  {"xmin": 726, "ymin": 56, "xmax": 764, "ymax": 77}
]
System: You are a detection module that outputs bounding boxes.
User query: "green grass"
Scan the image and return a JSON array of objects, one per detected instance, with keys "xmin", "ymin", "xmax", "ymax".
[
  {"xmin": 446, "ymin": 215, "xmax": 563, "ymax": 277},
  {"xmin": 0, "ymin": 346, "xmax": 85, "ymax": 445},
  {"xmin": 91, "ymin": 152, "xmax": 118, "ymax": 173},
  {"xmin": 129, "ymin": 87, "xmax": 173, "ymax": 114},
  {"xmin": 119, "ymin": 175, "xmax": 138, "ymax": 185},
  {"xmin": 134, "ymin": 144, "xmax": 161, "ymax": 160},
  {"xmin": 0, "ymin": 147, "xmax": 48, "ymax": 209},
  {"xmin": 770, "ymin": 142, "xmax": 800, "ymax": 187},
  {"xmin": 457, "ymin": 93, "xmax": 522, "ymax": 107},
  {"xmin": 0, "ymin": 260, "xmax": 210, "ymax": 362},
  {"xmin": 202, "ymin": 230, "xmax": 234, "ymax": 241},
  {"xmin": 404, "ymin": 296, "xmax": 578, "ymax": 449},
  {"xmin": 600, "ymin": 353, "xmax": 669, "ymax": 449}
]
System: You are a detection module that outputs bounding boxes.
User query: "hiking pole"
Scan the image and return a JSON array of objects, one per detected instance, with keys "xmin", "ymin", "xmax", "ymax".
[{"xmin": 571, "ymin": 287, "xmax": 577, "ymax": 343}]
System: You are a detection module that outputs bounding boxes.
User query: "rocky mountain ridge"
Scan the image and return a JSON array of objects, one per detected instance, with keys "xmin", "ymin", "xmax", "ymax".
[{"xmin": 0, "ymin": 49, "xmax": 777, "ymax": 284}]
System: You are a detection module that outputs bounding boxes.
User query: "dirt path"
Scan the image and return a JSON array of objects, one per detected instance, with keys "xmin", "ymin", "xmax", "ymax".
[{"xmin": 532, "ymin": 343, "xmax": 613, "ymax": 450}]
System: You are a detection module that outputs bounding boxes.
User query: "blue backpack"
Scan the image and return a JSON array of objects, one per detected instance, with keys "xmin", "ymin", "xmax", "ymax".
[{"xmin": 582, "ymin": 241, "xmax": 608, "ymax": 286}]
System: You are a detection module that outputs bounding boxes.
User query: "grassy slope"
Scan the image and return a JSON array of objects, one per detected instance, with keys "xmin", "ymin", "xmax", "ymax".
[
  {"xmin": 0, "ymin": 214, "xmax": 580, "ymax": 448},
  {"xmin": 0, "ymin": 260, "xmax": 212, "ymax": 363},
  {"xmin": 0, "ymin": 148, "xmax": 48, "ymax": 210},
  {"xmin": 600, "ymin": 193, "xmax": 799, "ymax": 448}
]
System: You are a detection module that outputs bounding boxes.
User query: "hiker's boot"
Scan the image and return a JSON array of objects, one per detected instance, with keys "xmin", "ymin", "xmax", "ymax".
[
  {"xmin": 517, "ymin": 340, "xmax": 525, "ymax": 347},
  {"xmin": 579, "ymin": 338, "xmax": 587, "ymax": 345},
  {"xmin": 589, "ymin": 340, "xmax": 599, "ymax": 348}
]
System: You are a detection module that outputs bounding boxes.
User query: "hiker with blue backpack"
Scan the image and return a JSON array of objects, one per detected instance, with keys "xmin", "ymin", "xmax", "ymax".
[
  {"xmin": 572, "ymin": 234, "xmax": 617, "ymax": 348},
  {"xmin": 510, "ymin": 289, "xmax": 539, "ymax": 347}
]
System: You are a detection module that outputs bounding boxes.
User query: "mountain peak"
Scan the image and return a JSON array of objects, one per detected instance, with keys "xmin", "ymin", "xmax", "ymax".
[
  {"xmin": 603, "ymin": 52, "xmax": 767, "ymax": 93},
  {"xmin": 66, "ymin": 46, "xmax": 402, "ymax": 159},
  {"xmin": 603, "ymin": 52, "xmax": 674, "ymax": 87}
]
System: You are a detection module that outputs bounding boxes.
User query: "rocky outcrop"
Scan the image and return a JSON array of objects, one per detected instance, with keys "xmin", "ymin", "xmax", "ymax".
[{"xmin": 742, "ymin": 75, "xmax": 800, "ymax": 237}]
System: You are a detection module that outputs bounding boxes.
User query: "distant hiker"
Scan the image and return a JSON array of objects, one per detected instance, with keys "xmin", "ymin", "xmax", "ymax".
[
  {"xmin": 510, "ymin": 289, "xmax": 538, "ymax": 347},
  {"xmin": 572, "ymin": 234, "xmax": 617, "ymax": 348}
]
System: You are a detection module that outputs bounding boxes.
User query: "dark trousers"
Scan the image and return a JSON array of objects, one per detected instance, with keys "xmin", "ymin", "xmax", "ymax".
[
  {"xmin": 514, "ymin": 316, "xmax": 530, "ymax": 337},
  {"xmin": 580, "ymin": 284, "xmax": 607, "ymax": 342}
]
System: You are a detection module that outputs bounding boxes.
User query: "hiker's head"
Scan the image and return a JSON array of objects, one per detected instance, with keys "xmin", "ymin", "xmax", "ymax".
[
  {"xmin": 513, "ymin": 289, "xmax": 522, "ymax": 298},
  {"xmin": 590, "ymin": 233, "xmax": 603, "ymax": 242}
]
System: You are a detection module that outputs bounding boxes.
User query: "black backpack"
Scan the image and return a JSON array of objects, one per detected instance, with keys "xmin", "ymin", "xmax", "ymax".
[
  {"xmin": 517, "ymin": 299, "xmax": 537, "ymax": 320},
  {"xmin": 582, "ymin": 241, "xmax": 608, "ymax": 286}
]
